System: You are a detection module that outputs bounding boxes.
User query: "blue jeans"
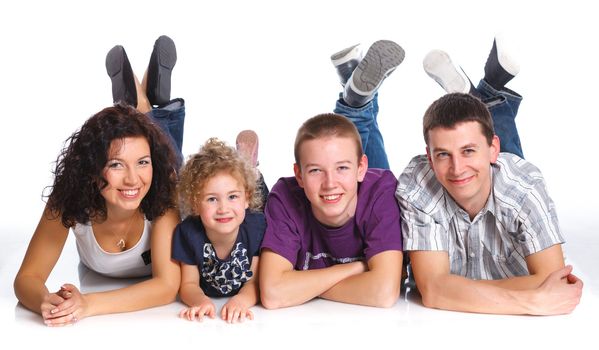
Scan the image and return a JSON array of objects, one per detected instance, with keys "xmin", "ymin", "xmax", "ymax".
[
  {"xmin": 476, "ymin": 80, "xmax": 524, "ymax": 159},
  {"xmin": 334, "ymin": 93, "xmax": 390, "ymax": 169},
  {"xmin": 147, "ymin": 98, "xmax": 185, "ymax": 167}
]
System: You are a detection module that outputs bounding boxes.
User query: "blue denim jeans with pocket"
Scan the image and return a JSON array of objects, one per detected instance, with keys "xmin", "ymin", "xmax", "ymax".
[
  {"xmin": 476, "ymin": 80, "xmax": 524, "ymax": 159},
  {"xmin": 333, "ymin": 93, "xmax": 390, "ymax": 170},
  {"xmin": 146, "ymin": 98, "xmax": 185, "ymax": 168}
]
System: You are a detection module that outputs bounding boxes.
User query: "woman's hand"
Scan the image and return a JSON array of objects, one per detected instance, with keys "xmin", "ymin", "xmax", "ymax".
[{"xmin": 42, "ymin": 284, "xmax": 88, "ymax": 326}]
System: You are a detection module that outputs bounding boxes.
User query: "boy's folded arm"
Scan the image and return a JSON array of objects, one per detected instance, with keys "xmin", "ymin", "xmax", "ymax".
[
  {"xmin": 259, "ymin": 249, "xmax": 366, "ymax": 309},
  {"xmin": 319, "ymin": 250, "xmax": 403, "ymax": 308}
]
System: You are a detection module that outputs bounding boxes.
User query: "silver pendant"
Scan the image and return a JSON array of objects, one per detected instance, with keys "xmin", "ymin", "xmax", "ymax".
[{"xmin": 117, "ymin": 238, "xmax": 126, "ymax": 250}]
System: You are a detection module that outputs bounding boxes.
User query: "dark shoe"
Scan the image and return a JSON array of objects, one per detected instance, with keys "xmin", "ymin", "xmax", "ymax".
[
  {"xmin": 147, "ymin": 35, "xmax": 177, "ymax": 106},
  {"xmin": 343, "ymin": 40, "xmax": 404, "ymax": 107},
  {"xmin": 105, "ymin": 45, "xmax": 137, "ymax": 107},
  {"xmin": 423, "ymin": 49, "xmax": 474, "ymax": 94},
  {"xmin": 484, "ymin": 35, "xmax": 519, "ymax": 91},
  {"xmin": 330, "ymin": 43, "xmax": 362, "ymax": 86}
]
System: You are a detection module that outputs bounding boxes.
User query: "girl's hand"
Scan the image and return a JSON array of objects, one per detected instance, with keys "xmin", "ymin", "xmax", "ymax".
[
  {"xmin": 179, "ymin": 299, "xmax": 216, "ymax": 322},
  {"xmin": 42, "ymin": 284, "xmax": 87, "ymax": 327},
  {"xmin": 221, "ymin": 297, "xmax": 254, "ymax": 324}
]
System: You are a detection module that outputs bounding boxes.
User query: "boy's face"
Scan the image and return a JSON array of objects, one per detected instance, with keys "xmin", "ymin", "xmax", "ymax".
[
  {"xmin": 294, "ymin": 136, "xmax": 367, "ymax": 228},
  {"xmin": 426, "ymin": 121, "xmax": 500, "ymax": 217},
  {"xmin": 194, "ymin": 171, "xmax": 249, "ymax": 240}
]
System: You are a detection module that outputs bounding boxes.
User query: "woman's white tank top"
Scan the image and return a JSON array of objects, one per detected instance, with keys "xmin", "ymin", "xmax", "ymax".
[{"xmin": 73, "ymin": 219, "xmax": 153, "ymax": 278}]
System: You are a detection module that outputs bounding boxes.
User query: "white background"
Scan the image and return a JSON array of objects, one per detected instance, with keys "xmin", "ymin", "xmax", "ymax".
[{"xmin": 1, "ymin": 0, "xmax": 598, "ymax": 348}]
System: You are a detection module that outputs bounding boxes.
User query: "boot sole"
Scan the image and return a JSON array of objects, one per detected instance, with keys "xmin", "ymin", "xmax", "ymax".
[
  {"xmin": 147, "ymin": 35, "xmax": 177, "ymax": 106},
  {"xmin": 105, "ymin": 45, "xmax": 137, "ymax": 107}
]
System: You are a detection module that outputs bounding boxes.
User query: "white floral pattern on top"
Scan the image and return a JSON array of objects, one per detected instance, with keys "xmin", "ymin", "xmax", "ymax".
[{"xmin": 202, "ymin": 242, "xmax": 253, "ymax": 295}]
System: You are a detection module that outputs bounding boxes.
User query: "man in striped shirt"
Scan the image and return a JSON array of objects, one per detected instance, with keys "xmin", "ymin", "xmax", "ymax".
[{"xmin": 395, "ymin": 37, "xmax": 583, "ymax": 315}]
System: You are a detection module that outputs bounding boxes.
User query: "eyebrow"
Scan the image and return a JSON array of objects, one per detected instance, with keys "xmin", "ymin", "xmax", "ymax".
[
  {"xmin": 432, "ymin": 143, "xmax": 479, "ymax": 153},
  {"xmin": 460, "ymin": 143, "xmax": 479, "ymax": 150},
  {"xmin": 202, "ymin": 189, "xmax": 243, "ymax": 197},
  {"xmin": 303, "ymin": 160, "xmax": 353, "ymax": 168},
  {"xmin": 107, "ymin": 154, "xmax": 151, "ymax": 162}
]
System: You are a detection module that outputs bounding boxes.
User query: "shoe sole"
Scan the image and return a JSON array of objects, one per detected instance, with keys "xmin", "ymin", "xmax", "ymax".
[
  {"xmin": 493, "ymin": 35, "xmax": 520, "ymax": 76},
  {"xmin": 236, "ymin": 130, "xmax": 259, "ymax": 167},
  {"xmin": 331, "ymin": 43, "xmax": 361, "ymax": 66},
  {"xmin": 147, "ymin": 35, "xmax": 177, "ymax": 106},
  {"xmin": 105, "ymin": 45, "xmax": 137, "ymax": 107},
  {"xmin": 349, "ymin": 40, "xmax": 405, "ymax": 96},
  {"xmin": 423, "ymin": 49, "xmax": 470, "ymax": 94}
]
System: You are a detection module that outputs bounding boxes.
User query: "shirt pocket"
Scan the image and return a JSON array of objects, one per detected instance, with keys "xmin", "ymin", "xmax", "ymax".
[{"xmin": 485, "ymin": 245, "xmax": 529, "ymax": 279}]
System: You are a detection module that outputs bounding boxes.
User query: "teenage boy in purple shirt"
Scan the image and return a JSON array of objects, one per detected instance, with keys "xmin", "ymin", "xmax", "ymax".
[{"xmin": 259, "ymin": 40, "xmax": 405, "ymax": 309}]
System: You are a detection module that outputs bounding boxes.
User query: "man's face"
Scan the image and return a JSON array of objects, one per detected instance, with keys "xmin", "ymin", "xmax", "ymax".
[
  {"xmin": 426, "ymin": 121, "xmax": 500, "ymax": 216},
  {"xmin": 294, "ymin": 136, "xmax": 367, "ymax": 228}
]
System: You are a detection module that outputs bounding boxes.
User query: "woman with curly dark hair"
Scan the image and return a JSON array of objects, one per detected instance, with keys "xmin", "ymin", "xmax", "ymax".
[{"xmin": 14, "ymin": 35, "xmax": 184, "ymax": 326}]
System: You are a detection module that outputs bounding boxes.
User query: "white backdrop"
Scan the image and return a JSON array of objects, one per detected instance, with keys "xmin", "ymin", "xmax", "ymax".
[
  {"xmin": 1, "ymin": 2, "xmax": 598, "ymax": 348},
  {"xmin": 1, "ymin": 0, "xmax": 597, "ymax": 243}
]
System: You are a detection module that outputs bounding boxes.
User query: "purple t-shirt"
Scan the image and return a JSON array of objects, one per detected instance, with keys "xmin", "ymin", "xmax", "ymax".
[{"xmin": 261, "ymin": 169, "xmax": 402, "ymax": 270}]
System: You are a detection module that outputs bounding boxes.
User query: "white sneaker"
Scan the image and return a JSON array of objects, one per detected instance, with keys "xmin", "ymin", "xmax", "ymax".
[{"xmin": 423, "ymin": 49, "xmax": 472, "ymax": 94}]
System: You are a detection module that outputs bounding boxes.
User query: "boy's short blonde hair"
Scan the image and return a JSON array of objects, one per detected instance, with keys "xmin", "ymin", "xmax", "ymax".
[
  {"xmin": 294, "ymin": 113, "xmax": 363, "ymax": 167},
  {"xmin": 177, "ymin": 137, "xmax": 260, "ymax": 217}
]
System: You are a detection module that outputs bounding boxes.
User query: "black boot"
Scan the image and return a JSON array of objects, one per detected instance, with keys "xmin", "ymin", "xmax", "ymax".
[
  {"xmin": 147, "ymin": 35, "xmax": 177, "ymax": 107},
  {"xmin": 106, "ymin": 45, "xmax": 137, "ymax": 107}
]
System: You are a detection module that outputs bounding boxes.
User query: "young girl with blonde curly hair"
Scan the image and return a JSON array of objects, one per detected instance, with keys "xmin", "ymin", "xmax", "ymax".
[{"xmin": 172, "ymin": 137, "xmax": 266, "ymax": 323}]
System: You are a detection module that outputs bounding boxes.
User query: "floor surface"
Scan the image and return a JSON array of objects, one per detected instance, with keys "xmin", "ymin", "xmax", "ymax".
[{"xmin": 1, "ymin": 213, "xmax": 597, "ymax": 349}]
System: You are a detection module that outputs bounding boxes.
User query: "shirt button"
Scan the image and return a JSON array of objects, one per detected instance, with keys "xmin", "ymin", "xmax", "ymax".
[{"xmin": 469, "ymin": 252, "xmax": 475, "ymax": 258}]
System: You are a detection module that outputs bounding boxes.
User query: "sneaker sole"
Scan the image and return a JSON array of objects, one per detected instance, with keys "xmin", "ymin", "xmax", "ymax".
[
  {"xmin": 105, "ymin": 45, "xmax": 137, "ymax": 107},
  {"xmin": 147, "ymin": 35, "xmax": 177, "ymax": 106},
  {"xmin": 331, "ymin": 43, "xmax": 361, "ymax": 66},
  {"xmin": 349, "ymin": 40, "xmax": 405, "ymax": 96},
  {"xmin": 423, "ymin": 49, "xmax": 469, "ymax": 94}
]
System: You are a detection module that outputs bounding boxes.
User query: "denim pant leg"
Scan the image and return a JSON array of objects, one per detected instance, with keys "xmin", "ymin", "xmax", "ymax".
[
  {"xmin": 147, "ymin": 98, "xmax": 185, "ymax": 168},
  {"xmin": 333, "ymin": 93, "xmax": 390, "ymax": 169},
  {"xmin": 476, "ymin": 80, "xmax": 524, "ymax": 159}
]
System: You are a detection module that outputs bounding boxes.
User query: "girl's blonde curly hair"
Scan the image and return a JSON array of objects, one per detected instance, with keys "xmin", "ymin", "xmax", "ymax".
[{"xmin": 177, "ymin": 137, "xmax": 261, "ymax": 218}]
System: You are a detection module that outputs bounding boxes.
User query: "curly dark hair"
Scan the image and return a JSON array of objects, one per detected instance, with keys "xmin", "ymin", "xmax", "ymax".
[{"xmin": 45, "ymin": 103, "xmax": 178, "ymax": 228}]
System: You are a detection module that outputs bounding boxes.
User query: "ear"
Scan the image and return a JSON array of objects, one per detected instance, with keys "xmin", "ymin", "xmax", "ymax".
[
  {"xmin": 426, "ymin": 147, "xmax": 434, "ymax": 169},
  {"xmin": 490, "ymin": 135, "xmax": 500, "ymax": 163},
  {"xmin": 294, "ymin": 163, "xmax": 304, "ymax": 188},
  {"xmin": 357, "ymin": 154, "xmax": 368, "ymax": 182}
]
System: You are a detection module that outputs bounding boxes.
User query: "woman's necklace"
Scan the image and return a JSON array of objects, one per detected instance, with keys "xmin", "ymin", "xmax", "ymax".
[{"xmin": 113, "ymin": 212, "xmax": 139, "ymax": 251}]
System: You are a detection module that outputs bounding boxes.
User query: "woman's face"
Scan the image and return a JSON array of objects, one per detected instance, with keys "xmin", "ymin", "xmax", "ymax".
[{"xmin": 100, "ymin": 136, "xmax": 153, "ymax": 213}]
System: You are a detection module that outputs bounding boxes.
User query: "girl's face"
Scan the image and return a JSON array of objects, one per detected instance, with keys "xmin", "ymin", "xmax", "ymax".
[
  {"xmin": 100, "ymin": 136, "xmax": 153, "ymax": 213},
  {"xmin": 194, "ymin": 171, "xmax": 248, "ymax": 240}
]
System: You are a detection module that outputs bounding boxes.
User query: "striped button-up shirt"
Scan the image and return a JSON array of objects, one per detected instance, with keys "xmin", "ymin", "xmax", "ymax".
[{"xmin": 395, "ymin": 153, "xmax": 564, "ymax": 280}]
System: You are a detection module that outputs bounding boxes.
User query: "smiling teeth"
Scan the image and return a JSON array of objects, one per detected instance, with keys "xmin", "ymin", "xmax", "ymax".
[
  {"xmin": 121, "ymin": 189, "xmax": 139, "ymax": 196},
  {"xmin": 323, "ymin": 195, "xmax": 340, "ymax": 201}
]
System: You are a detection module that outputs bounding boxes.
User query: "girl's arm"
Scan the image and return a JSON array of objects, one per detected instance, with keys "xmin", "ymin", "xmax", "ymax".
[
  {"xmin": 221, "ymin": 256, "xmax": 260, "ymax": 323},
  {"xmin": 179, "ymin": 262, "xmax": 216, "ymax": 321}
]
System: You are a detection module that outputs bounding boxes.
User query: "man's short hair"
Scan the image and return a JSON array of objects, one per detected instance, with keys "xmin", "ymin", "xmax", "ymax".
[
  {"xmin": 423, "ymin": 93, "xmax": 495, "ymax": 146},
  {"xmin": 294, "ymin": 113, "xmax": 363, "ymax": 166}
]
